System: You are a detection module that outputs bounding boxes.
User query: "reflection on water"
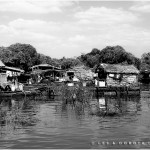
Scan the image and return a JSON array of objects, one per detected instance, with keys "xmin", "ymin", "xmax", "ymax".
[{"xmin": 1, "ymin": 88, "xmax": 150, "ymax": 149}]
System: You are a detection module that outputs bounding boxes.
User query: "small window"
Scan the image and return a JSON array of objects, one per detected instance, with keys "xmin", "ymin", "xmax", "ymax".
[{"xmin": 108, "ymin": 73, "xmax": 121, "ymax": 80}]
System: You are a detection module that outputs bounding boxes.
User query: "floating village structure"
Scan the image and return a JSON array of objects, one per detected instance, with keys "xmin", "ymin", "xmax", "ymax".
[
  {"xmin": 0, "ymin": 60, "xmax": 7, "ymax": 85},
  {"xmin": 30, "ymin": 64, "xmax": 64, "ymax": 83},
  {"xmin": 31, "ymin": 64, "xmax": 94, "ymax": 85},
  {"xmin": 95, "ymin": 63, "xmax": 140, "ymax": 96},
  {"xmin": 0, "ymin": 60, "xmax": 24, "ymax": 92},
  {"xmin": 95, "ymin": 63, "xmax": 139, "ymax": 87},
  {"xmin": 0, "ymin": 61, "xmax": 55, "ymax": 97},
  {"xmin": 0, "ymin": 59, "xmax": 142, "ymax": 97}
]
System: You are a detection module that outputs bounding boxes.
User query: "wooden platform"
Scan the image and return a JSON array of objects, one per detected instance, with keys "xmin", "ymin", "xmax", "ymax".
[
  {"xmin": 0, "ymin": 83, "xmax": 55, "ymax": 98},
  {"xmin": 0, "ymin": 90, "xmax": 38, "ymax": 97},
  {"xmin": 95, "ymin": 86, "xmax": 140, "ymax": 97}
]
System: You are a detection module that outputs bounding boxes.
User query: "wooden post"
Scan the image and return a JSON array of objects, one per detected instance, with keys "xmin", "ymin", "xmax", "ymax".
[
  {"xmin": 96, "ymin": 87, "xmax": 98, "ymax": 99},
  {"xmin": 126, "ymin": 86, "xmax": 128, "ymax": 95},
  {"xmin": 48, "ymin": 87, "xmax": 51, "ymax": 97},
  {"xmin": 48, "ymin": 87, "xmax": 54, "ymax": 98},
  {"xmin": 116, "ymin": 87, "xmax": 120, "ymax": 97}
]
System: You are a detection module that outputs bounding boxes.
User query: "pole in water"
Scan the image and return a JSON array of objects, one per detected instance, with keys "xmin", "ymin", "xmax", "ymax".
[
  {"xmin": 48, "ymin": 87, "xmax": 54, "ymax": 98},
  {"xmin": 48, "ymin": 87, "xmax": 51, "ymax": 97}
]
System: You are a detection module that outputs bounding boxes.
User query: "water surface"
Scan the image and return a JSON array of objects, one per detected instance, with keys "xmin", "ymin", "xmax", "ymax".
[{"xmin": 1, "ymin": 89, "xmax": 150, "ymax": 149}]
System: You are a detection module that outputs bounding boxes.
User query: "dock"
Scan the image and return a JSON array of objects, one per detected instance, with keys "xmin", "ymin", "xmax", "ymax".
[{"xmin": 95, "ymin": 86, "xmax": 141, "ymax": 97}]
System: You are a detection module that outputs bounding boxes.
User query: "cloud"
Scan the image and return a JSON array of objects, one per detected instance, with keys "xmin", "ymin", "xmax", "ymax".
[
  {"xmin": 8, "ymin": 18, "xmax": 61, "ymax": 34},
  {"xmin": 0, "ymin": 19, "xmax": 59, "ymax": 56},
  {"xmin": 130, "ymin": 2, "xmax": 150, "ymax": 13},
  {"xmin": 0, "ymin": 0, "xmax": 73, "ymax": 13},
  {"xmin": 75, "ymin": 7, "xmax": 138, "ymax": 25},
  {"xmin": 0, "ymin": 5, "xmax": 150, "ymax": 58},
  {"xmin": 73, "ymin": 6, "xmax": 150, "ymax": 57},
  {"xmin": 68, "ymin": 35, "xmax": 86, "ymax": 42}
]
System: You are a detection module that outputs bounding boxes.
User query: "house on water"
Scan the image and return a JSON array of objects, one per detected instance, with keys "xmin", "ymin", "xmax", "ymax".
[
  {"xmin": 0, "ymin": 60, "xmax": 6, "ymax": 84},
  {"xmin": 0, "ymin": 60, "xmax": 24, "ymax": 91},
  {"xmin": 95, "ymin": 63, "xmax": 139, "ymax": 88},
  {"xmin": 30, "ymin": 64, "xmax": 64, "ymax": 83}
]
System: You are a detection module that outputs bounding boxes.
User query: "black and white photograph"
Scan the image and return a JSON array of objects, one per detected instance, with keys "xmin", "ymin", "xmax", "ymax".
[{"xmin": 1, "ymin": 0, "xmax": 150, "ymax": 149}]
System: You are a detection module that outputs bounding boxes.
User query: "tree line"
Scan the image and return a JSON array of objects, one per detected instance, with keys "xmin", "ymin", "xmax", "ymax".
[{"xmin": 0, "ymin": 43, "xmax": 149, "ymax": 72}]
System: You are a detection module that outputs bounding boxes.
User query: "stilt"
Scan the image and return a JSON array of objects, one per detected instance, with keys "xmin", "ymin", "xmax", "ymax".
[
  {"xmin": 126, "ymin": 86, "xmax": 128, "ymax": 95},
  {"xmin": 48, "ymin": 87, "xmax": 54, "ymax": 98}
]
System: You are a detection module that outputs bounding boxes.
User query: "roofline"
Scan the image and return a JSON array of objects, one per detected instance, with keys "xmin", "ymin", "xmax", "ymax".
[
  {"xmin": 0, "ymin": 60, "xmax": 5, "ymax": 67},
  {"xmin": 98, "ymin": 63, "xmax": 139, "ymax": 74},
  {"xmin": 106, "ymin": 71, "xmax": 139, "ymax": 74},
  {"xmin": 2, "ymin": 66, "xmax": 24, "ymax": 72},
  {"xmin": 31, "ymin": 68, "xmax": 65, "ymax": 74},
  {"xmin": 31, "ymin": 64, "xmax": 62, "ymax": 70}
]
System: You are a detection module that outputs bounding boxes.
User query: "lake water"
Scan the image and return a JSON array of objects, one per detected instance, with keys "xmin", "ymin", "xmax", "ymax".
[{"xmin": 1, "ymin": 87, "xmax": 150, "ymax": 149}]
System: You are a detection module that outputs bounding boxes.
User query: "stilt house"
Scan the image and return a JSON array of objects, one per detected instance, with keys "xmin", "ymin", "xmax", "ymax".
[
  {"xmin": 0, "ymin": 60, "xmax": 24, "ymax": 91},
  {"xmin": 31, "ymin": 64, "xmax": 64, "ymax": 83},
  {"xmin": 0, "ymin": 60, "xmax": 6, "ymax": 85},
  {"xmin": 95, "ymin": 63, "xmax": 139, "ymax": 87}
]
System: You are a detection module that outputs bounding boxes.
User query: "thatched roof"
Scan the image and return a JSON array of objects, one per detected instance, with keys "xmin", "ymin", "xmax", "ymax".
[
  {"xmin": 98, "ymin": 63, "xmax": 139, "ymax": 74},
  {"xmin": 68, "ymin": 65, "xmax": 94, "ymax": 80},
  {"xmin": 0, "ymin": 60, "xmax": 5, "ymax": 67}
]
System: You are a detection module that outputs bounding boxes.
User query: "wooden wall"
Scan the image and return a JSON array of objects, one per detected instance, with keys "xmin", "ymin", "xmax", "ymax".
[
  {"xmin": 106, "ymin": 73, "xmax": 138, "ymax": 87},
  {"xmin": 0, "ymin": 73, "xmax": 7, "ymax": 85}
]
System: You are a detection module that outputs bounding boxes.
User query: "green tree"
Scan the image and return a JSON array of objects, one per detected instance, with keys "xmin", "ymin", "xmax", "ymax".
[
  {"xmin": 0, "ymin": 47, "xmax": 13, "ymax": 65},
  {"xmin": 1, "ymin": 43, "xmax": 38, "ymax": 71},
  {"xmin": 79, "ymin": 46, "xmax": 140, "ymax": 69},
  {"xmin": 60, "ymin": 57, "xmax": 82, "ymax": 70},
  {"xmin": 79, "ymin": 48, "xmax": 100, "ymax": 68},
  {"xmin": 99, "ymin": 45, "xmax": 126, "ymax": 64},
  {"xmin": 140, "ymin": 52, "xmax": 150, "ymax": 71}
]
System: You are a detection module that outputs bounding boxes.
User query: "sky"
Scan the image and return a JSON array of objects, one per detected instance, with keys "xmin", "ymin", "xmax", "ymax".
[{"xmin": 0, "ymin": 0, "xmax": 150, "ymax": 59}]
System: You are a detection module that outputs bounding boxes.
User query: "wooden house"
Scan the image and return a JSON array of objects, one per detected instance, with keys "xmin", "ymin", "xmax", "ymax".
[
  {"xmin": 0, "ymin": 60, "xmax": 7, "ymax": 85},
  {"xmin": 30, "ymin": 64, "xmax": 64, "ymax": 83},
  {"xmin": 0, "ymin": 60, "xmax": 24, "ymax": 91},
  {"xmin": 95, "ymin": 63, "xmax": 139, "ymax": 87}
]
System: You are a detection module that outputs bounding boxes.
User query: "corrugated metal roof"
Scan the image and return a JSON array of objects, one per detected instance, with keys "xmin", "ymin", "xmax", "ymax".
[
  {"xmin": 3, "ymin": 66, "xmax": 24, "ymax": 72},
  {"xmin": 31, "ymin": 64, "xmax": 61, "ymax": 70}
]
